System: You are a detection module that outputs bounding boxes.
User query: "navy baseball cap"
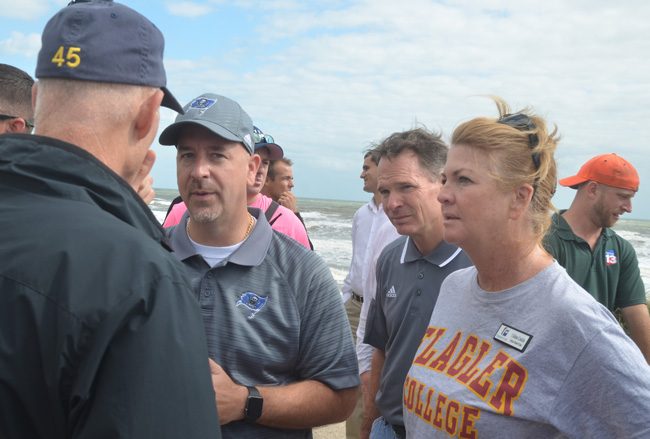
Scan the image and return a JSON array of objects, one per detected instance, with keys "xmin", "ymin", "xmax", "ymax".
[
  {"xmin": 35, "ymin": 0, "xmax": 183, "ymax": 113},
  {"xmin": 253, "ymin": 126, "xmax": 284, "ymax": 160},
  {"xmin": 159, "ymin": 93, "xmax": 254, "ymax": 154}
]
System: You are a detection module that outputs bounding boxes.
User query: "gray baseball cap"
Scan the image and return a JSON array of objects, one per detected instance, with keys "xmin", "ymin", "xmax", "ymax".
[
  {"xmin": 159, "ymin": 93, "xmax": 254, "ymax": 154},
  {"xmin": 35, "ymin": 0, "xmax": 183, "ymax": 113}
]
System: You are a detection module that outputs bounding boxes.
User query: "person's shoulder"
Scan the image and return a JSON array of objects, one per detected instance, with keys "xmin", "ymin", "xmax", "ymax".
[
  {"xmin": 266, "ymin": 232, "xmax": 334, "ymax": 290},
  {"xmin": 250, "ymin": 194, "xmax": 272, "ymax": 210},
  {"xmin": 62, "ymin": 202, "xmax": 178, "ymax": 270},
  {"xmin": 267, "ymin": 231, "xmax": 327, "ymax": 275},
  {"xmin": 272, "ymin": 202, "xmax": 302, "ymax": 224},
  {"xmin": 376, "ymin": 235, "xmax": 407, "ymax": 263},
  {"xmin": 604, "ymin": 226, "xmax": 631, "ymax": 244},
  {"xmin": 544, "ymin": 211, "xmax": 575, "ymax": 249},
  {"xmin": 384, "ymin": 235, "xmax": 407, "ymax": 252},
  {"xmin": 542, "ymin": 263, "xmax": 621, "ymax": 328},
  {"xmin": 441, "ymin": 265, "xmax": 476, "ymax": 288},
  {"xmin": 604, "ymin": 226, "xmax": 638, "ymax": 255},
  {"xmin": 164, "ymin": 221, "xmax": 182, "ymax": 239},
  {"xmin": 354, "ymin": 201, "xmax": 371, "ymax": 216},
  {"xmin": 269, "ymin": 229, "xmax": 314, "ymax": 258},
  {"xmin": 373, "ymin": 221, "xmax": 399, "ymax": 242}
]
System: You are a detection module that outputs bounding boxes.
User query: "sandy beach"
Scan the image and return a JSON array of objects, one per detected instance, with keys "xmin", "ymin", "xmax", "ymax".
[{"xmin": 313, "ymin": 421, "xmax": 345, "ymax": 438}]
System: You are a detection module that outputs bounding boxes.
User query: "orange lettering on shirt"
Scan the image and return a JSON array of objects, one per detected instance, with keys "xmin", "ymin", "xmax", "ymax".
[
  {"xmin": 428, "ymin": 331, "xmax": 462, "ymax": 372},
  {"xmin": 447, "ymin": 335, "xmax": 478, "ymax": 377},
  {"xmin": 414, "ymin": 382, "xmax": 425, "ymax": 416},
  {"xmin": 422, "ymin": 388, "xmax": 435, "ymax": 422},
  {"xmin": 459, "ymin": 405, "xmax": 481, "ymax": 439},
  {"xmin": 403, "ymin": 380, "xmax": 483, "ymax": 438},
  {"xmin": 404, "ymin": 376, "xmax": 417, "ymax": 410},
  {"xmin": 488, "ymin": 357, "xmax": 528, "ymax": 416},
  {"xmin": 413, "ymin": 326, "xmax": 447, "ymax": 366},
  {"xmin": 468, "ymin": 351, "xmax": 509, "ymax": 399},
  {"xmin": 456, "ymin": 340, "xmax": 491, "ymax": 384},
  {"xmin": 445, "ymin": 400, "xmax": 460, "ymax": 435},
  {"xmin": 432, "ymin": 392, "xmax": 446, "ymax": 429}
]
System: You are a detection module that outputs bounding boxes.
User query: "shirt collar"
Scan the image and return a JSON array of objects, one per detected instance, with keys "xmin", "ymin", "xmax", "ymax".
[
  {"xmin": 553, "ymin": 210, "xmax": 612, "ymax": 242},
  {"xmin": 399, "ymin": 236, "xmax": 464, "ymax": 266},
  {"xmin": 367, "ymin": 197, "xmax": 383, "ymax": 213},
  {"xmin": 167, "ymin": 207, "xmax": 272, "ymax": 266}
]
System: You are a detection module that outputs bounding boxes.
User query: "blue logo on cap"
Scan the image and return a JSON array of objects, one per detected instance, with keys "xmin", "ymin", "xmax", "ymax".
[
  {"xmin": 236, "ymin": 292, "xmax": 268, "ymax": 319},
  {"xmin": 190, "ymin": 97, "xmax": 216, "ymax": 110}
]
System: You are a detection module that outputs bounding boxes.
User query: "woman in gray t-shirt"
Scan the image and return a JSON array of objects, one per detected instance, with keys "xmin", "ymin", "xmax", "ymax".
[{"xmin": 403, "ymin": 97, "xmax": 650, "ymax": 438}]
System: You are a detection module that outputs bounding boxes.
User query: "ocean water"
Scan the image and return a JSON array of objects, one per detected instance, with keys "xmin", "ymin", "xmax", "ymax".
[{"xmin": 150, "ymin": 189, "xmax": 650, "ymax": 300}]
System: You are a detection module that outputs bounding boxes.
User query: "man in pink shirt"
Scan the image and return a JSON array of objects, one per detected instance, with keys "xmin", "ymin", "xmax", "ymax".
[{"xmin": 164, "ymin": 127, "xmax": 311, "ymax": 250}]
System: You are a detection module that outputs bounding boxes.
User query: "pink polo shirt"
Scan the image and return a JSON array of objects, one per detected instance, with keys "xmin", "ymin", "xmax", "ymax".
[{"xmin": 162, "ymin": 195, "xmax": 311, "ymax": 249}]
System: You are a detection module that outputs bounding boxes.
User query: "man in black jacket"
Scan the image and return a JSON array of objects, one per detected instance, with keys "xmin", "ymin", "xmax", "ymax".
[{"xmin": 0, "ymin": 1, "xmax": 220, "ymax": 438}]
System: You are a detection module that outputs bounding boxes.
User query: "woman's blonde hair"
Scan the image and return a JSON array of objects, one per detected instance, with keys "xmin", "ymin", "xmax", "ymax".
[{"xmin": 451, "ymin": 96, "xmax": 559, "ymax": 241}]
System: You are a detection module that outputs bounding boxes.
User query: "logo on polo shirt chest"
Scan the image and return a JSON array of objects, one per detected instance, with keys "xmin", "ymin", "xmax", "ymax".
[
  {"xmin": 236, "ymin": 291, "xmax": 268, "ymax": 319},
  {"xmin": 605, "ymin": 249, "xmax": 617, "ymax": 266},
  {"xmin": 386, "ymin": 285, "xmax": 397, "ymax": 298}
]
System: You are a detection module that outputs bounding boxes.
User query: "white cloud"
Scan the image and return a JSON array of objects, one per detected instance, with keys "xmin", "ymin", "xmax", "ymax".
[
  {"xmin": 3, "ymin": 0, "xmax": 648, "ymax": 215},
  {"xmin": 175, "ymin": 0, "xmax": 650, "ymax": 215},
  {"xmin": 0, "ymin": 31, "xmax": 41, "ymax": 57},
  {"xmin": 165, "ymin": 1, "xmax": 214, "ymax": 18},
  {"xmin": 0, "ymin": 0, "xmax": 67, "ymax": 20}
]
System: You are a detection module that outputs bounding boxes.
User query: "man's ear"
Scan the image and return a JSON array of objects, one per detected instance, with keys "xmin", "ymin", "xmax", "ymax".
[
  {"xmin": 585, "ymin": 181, "xmax": 600, "ymax": 198},
  {"xmin": 133, "ymin": 89, "xmax": 163, "ymax": 143},
  {"xmin": 6, "ymin": 118, "xmax": 29, "ymax": 133},
  {"xmin": 247, "ymin": 153, "xmax": 261, "ymax": 186}
]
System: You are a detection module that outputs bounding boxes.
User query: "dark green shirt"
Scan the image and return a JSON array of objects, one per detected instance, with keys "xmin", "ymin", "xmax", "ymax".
[{"xmin": 543, "ymin": 211, "xmax": 646, "ymax": 311}]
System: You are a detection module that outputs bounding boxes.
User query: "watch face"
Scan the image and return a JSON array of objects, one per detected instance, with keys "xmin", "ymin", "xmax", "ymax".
[
  {"xmin": 247, "ymin": 396, "xmax": 263, "ymax": 415},
  {"xmin": 245, "ymin": 391, "xmax": 263, "ymax": 422}
]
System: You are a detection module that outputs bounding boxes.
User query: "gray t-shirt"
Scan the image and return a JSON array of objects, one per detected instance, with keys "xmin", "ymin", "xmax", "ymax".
[
  {"xmin": 404, "ymin": 262, "xmax": 650, "ymax": 438},
  {"xmin": 167, "ymin": 208, "xmax": 359, "ymax": 438},
  {"xmin": 364, "ymin": 236, "xmax": 471, "ymax": 425}
]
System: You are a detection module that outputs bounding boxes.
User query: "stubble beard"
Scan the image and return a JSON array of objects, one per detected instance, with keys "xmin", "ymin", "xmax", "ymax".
[
  {"xmin": 190, "ymin": 206, "xmax": 220, "ymax": 224},
  {"xmin": 593, "ymin": 198, "xmax": 617, "ymax": 228}
]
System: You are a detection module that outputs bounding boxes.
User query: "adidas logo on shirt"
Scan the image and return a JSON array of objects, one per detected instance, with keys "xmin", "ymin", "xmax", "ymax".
[{"xmin": 386, "ymin": 286, "xmax": 397, "ymax": 298}]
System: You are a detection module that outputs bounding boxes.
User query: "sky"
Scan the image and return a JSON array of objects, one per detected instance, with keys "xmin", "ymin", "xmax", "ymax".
[{"xmin": 1, "ymin": 0, "xmax": 649, "ymax": 219}]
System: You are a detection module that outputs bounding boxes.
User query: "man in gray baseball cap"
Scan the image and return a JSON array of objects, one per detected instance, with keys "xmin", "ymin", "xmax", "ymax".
[
  {"xmin": 162, "ymin": 92, "xmax": 360, "ymax": 438},
  {"xmin": 0, "ymin": 1, "xmax": 220, "ymax": 438}
]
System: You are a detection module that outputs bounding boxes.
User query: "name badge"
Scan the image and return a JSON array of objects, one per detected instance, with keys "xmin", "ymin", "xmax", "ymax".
[{"xmin": 494, "ymin": 323, "xmax": 532, "ymax": 352}]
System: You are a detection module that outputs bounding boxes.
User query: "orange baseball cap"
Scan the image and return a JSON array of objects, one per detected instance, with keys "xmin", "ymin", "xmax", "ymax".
[{"xmin": 559, "ymin": 153, "xmax": 639, "ymax": 191}]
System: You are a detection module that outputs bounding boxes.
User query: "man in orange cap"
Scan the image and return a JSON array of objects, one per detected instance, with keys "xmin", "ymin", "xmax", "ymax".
[{"xmin": 545, "ymin": 153, "xmax": 650, "ymax": 362}]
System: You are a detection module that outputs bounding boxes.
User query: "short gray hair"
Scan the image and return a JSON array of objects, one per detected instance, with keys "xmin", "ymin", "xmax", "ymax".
[{"xmin": 375, "ymin": 127, "xmax": 447, "ymax": 179}]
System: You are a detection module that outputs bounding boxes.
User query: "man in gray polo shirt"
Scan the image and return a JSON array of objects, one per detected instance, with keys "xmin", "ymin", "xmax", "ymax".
[
  {"xmin": 161, "ymin": 92, "xmax": 359, "ymax": 438},
  {"xmin": 362, "ymin": 128, "xmax": 472, "ymax": 439}
]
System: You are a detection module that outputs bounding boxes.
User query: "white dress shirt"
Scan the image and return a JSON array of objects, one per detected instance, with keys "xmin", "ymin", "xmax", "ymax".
[
  {"xmin": 356, "ymin": 220, "xmax": 400, "ymax": 374},
  {"xmin": 341, "ymin": 198, "xmax": 392, "ymax": 303}
]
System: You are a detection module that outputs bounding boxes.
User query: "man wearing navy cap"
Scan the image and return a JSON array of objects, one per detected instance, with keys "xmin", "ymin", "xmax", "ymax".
[
  {"xmin": 162, "ymin": 92, "xmax": 359, "ymax": 438},
  {"xmin": 0, "ymin": 1, "xmax": 220, "ymax": 438}
]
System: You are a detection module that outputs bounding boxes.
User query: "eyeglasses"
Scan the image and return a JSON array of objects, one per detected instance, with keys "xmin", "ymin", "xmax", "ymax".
[
  {"xmin": 0, "ymin": 114, "xmax": 34, "ymax": 130},
  {"xmin": 252, "ymin": 126, "xmax": 275, "ymax": 145},
  {"xmin": 497, "ymin": 113, "xmax": 540, "ymax": 169}
]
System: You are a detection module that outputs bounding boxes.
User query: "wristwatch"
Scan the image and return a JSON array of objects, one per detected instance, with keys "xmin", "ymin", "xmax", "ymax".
[{"xmin": 244, "ymin": 386, "xmax": 263, "ymax": 423}]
